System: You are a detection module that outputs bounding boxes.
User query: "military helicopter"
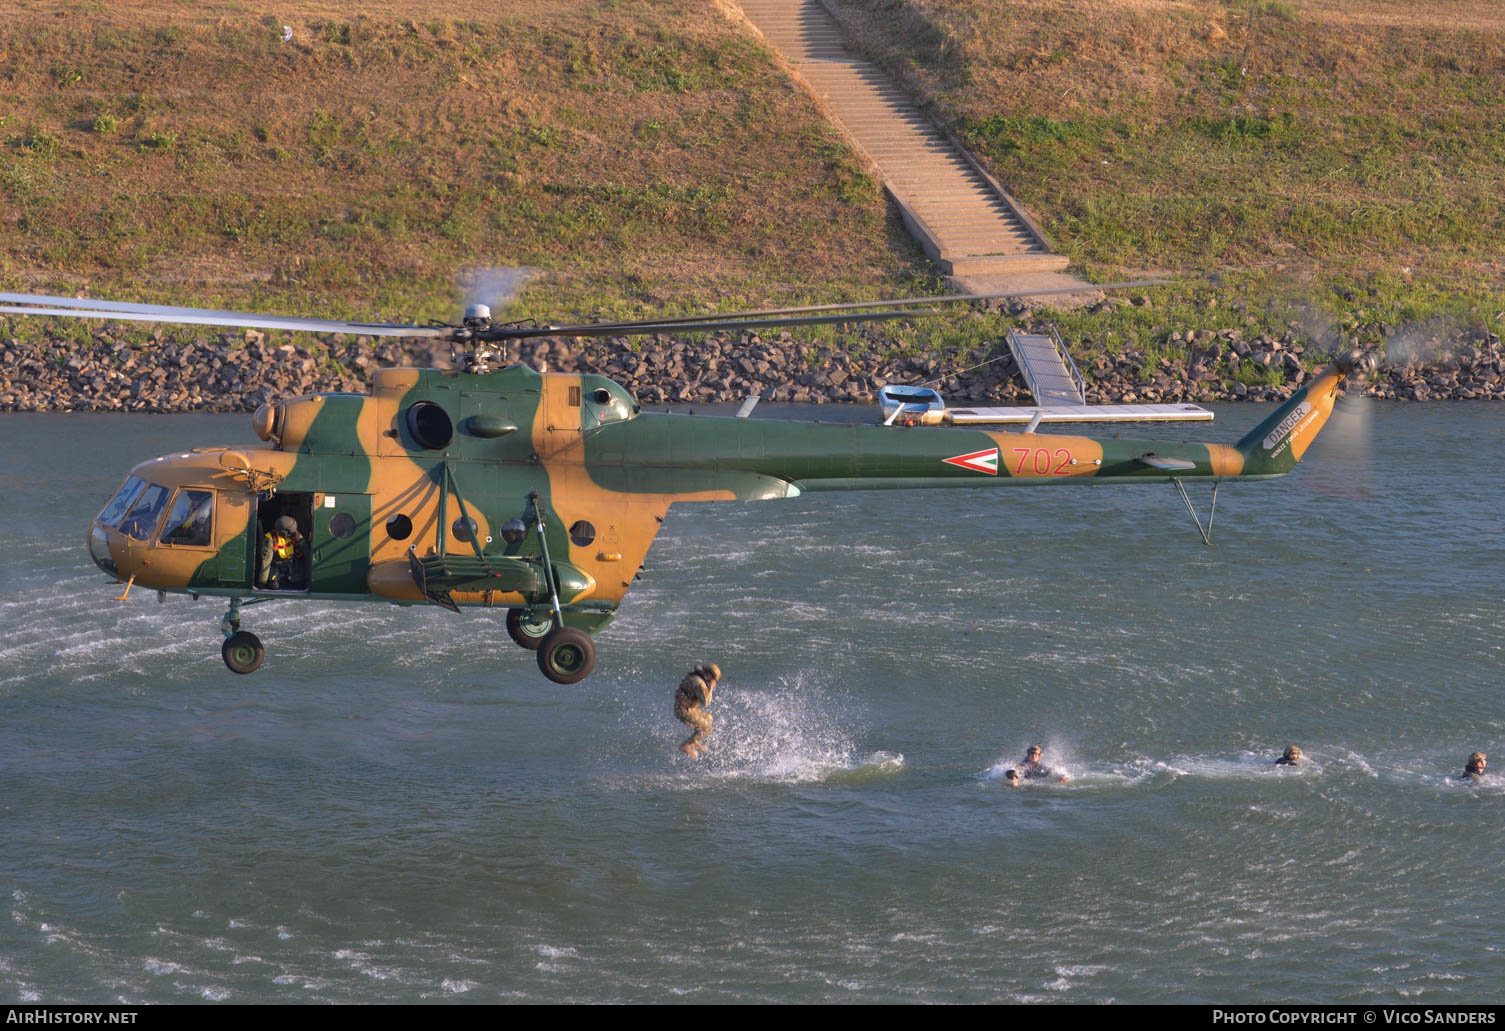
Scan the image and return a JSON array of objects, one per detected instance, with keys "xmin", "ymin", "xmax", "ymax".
[{"xmin": 2, "ymin": 285, "xmax": 1366, "ymax": 684}]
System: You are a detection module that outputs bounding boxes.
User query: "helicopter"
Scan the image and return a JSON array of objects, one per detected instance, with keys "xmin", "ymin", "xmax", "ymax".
[{"xmin": 2, "ymin": 285, "xmax": 1366, "ymax": 684}]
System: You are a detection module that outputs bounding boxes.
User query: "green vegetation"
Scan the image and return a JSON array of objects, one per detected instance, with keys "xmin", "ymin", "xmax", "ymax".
[
  {"xmin": 834, "ymin": 0, "xmax": 1505, "ymax": 348},
  {"xmin": 3, "ymin": 0, "xmax": 1502, "ymax": 364}
]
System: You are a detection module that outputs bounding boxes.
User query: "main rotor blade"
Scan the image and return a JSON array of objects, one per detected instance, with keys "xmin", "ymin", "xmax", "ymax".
[
  {"xmin": 491, "ymin": 308, "xmax": 946, "ymax": 340},
  {"xmin": 0, "ymin": 293, "xmax": 449, "ymax": 338},
  {"xmin": 513, "ymin": 278, "xmax": 1171, "ymax": 336}
]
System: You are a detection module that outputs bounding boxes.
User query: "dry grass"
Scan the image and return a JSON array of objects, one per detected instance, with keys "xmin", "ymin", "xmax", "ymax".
[{"xmin": 0, "ymin": 0, "xmax": 928, "ymax": 326}]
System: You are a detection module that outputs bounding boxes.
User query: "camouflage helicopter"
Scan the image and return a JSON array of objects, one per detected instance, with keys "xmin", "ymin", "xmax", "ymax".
[{"xmin": 2, "ymin": 286, "xmax": 1366, "ymax": 684}]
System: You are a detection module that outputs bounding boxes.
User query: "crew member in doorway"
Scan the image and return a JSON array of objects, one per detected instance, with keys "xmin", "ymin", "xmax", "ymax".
[
  {"xmin": 674, "ymin": 662, "xmax": 721, "ymax": 758},
  {"xmin": 1006, "ymin": 744, "xmax": 1069, "ymax": 786},
  {"xmin": 258, "ymin": 515, "xmax": 308, "ymax": 590},
  {"xmin": 1460, "ymin": 752, "xmax": 1488, "ymax": 781},
  {"xmin": 1275, "ymin": 745, "xmax": 1304, "ymax": 766}
]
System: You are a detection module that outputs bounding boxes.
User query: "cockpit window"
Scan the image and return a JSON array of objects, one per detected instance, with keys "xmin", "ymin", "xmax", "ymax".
[
  {"xmin": 97, "ymin": 475, "xmax": 145, "ymax": 529},
  {"xmin": 159, "ymin": 489, "xmax": 214, "ymax": 547},
  {"xmin": 119, "ymin": 483, "xmax": 170, "ymax": 541}
]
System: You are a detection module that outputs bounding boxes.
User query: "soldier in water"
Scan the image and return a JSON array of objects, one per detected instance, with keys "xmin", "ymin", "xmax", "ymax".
[
  {"xmin": 674, "ymin": 662, "xmax": 721, "ymax": 758},
  {"xmin": 1005, "ymin": 744, "xmax": 1070, "ymax": 786},
  {"xmin": 1460, "ymin": 752, "xmax": 1487, "ymax": 781},
  {"xmin": 1274, "ymin": 745, "xmax": 1304, "ymax": 766}
]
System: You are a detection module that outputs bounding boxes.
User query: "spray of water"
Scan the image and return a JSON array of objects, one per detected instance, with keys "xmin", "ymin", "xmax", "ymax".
[{"xmin": 685, "ymin": 670, "xmax": 902, "ymax": 785}]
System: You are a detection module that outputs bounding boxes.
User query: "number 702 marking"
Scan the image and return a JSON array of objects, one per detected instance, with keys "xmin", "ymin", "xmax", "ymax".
[{"xmin": 1012, "ymin": 447, "xmax": 1075, "ymax": 476}]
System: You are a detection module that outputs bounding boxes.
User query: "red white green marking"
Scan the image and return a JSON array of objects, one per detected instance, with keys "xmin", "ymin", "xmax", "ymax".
[{"xmin": 942, "ymin": 447, "xmax": 999, "ymax": 475}]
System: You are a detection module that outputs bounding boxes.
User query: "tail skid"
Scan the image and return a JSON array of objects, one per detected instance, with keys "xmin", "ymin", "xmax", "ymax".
[{"xmin": 1177, "ymin": 350, "xmax": 1365, "ymax": 544}]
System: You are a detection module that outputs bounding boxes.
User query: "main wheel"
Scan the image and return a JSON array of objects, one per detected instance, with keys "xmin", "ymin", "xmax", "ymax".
[
  {"xmin": 506, "ymin": 608, "xmax": 554, "ymax": 651},
  {"xmin": 536, "ymin": 627, "xmax": 596, "ymax": 685},
  {"xmin": 222, "ymin": 631, "xmax": 265, "ymax": 674}
]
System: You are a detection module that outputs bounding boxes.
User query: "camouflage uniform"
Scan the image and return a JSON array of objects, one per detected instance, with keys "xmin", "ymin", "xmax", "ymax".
[
  {"xmin": 1460, "ymin": 752, "xmax": 1487, "ymax": 781},
  {"xmin": 675, "ymin": 663, "xmax": 719, "ymax": 758}
]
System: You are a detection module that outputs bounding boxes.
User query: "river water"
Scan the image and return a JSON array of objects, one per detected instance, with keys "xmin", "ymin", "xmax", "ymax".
[{"xmin": 1, "ymin": 402, "xmax": 1501, "ymax": 1003}]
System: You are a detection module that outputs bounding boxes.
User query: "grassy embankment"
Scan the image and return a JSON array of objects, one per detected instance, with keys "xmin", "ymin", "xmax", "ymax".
[
  {"xmin": 834, "ymin": 0, "xmax": 1505, "ymax": 370},
  {"xmin": 3, "ymin": 0, "xmax": 1503, "ymax": 380},
  {"xmin": 0, "ymin": 0, "xmax": 937, "ymax": 353}
]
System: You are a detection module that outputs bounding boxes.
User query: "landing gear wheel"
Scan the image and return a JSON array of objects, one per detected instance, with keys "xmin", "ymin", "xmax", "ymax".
[
  {"xmin": 506, "ymin": 608, "xmax": 554, "ymax": 651},
  {"xmin": 222, "ymin": 631, "xmax": 265, "ymax": 675},
  {"xmin": 536, "ymin": 627, "xmax": 596, "ymax": 685}
]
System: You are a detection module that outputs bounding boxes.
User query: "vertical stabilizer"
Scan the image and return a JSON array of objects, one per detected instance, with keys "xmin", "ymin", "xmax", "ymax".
[{"xmin": 1235, "ymin": 351, "xmax": 1366, "ymax": 476}]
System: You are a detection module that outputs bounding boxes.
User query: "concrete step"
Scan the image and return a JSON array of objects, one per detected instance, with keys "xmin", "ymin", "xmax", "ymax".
[
  {"xmin": 941, "ymin": 253, "xmax": 1071, "ymax": 276},
  {"xmin": 736, "ymin": 0, "xmax": 1086, "ymax": 295}
]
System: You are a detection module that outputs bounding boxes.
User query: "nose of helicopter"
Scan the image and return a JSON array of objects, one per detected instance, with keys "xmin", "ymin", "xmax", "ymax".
[{"xmin": 87, "ymin": 519, "xmax": 119, "ymax": 577}]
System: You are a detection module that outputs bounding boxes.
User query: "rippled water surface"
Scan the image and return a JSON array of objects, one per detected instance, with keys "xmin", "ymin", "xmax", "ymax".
[{"xmin": 1, "ymin": 404, "xmax": 1502, "ymax": 1002}]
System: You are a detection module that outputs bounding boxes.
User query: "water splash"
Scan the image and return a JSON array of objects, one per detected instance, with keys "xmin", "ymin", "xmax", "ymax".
[{"xmin": 676, "ymin": 671, "xmax": 901, "ymax": 785}]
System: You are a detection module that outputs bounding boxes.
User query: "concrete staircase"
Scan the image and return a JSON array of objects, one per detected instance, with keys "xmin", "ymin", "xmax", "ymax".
[{"xmin": 733, "ymin": 0, "xmax": 1089, "ymax": 296}]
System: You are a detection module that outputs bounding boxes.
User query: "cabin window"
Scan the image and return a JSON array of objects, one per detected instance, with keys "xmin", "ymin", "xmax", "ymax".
[
  {"xmin": 568, "ymin": 520, "xmax": 597, "ymax": 547},
  {"xmin": 329, "ymin": 513, "xmax": 356, "ymax": 539},
  {"xmin": 97, "ymin": 475, "xmax": 145, "ymax": 528},
  {"xmin": 452, "ymin": 517, "xmax": 478, "ymax": 544},
  {"xmin": 386, "ymin": 514, "xmax": 413, "ymax": 541},
  {"xmin": 120, "ymin": 483, "xmax": 171, "ymax": 541},
  {"xmin": 159, "ymin": 489, "xmax": 214, "ymax": 547}
]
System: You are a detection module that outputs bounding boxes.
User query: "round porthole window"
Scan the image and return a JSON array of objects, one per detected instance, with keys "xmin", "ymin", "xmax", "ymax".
[
  {"xmin": 452, "ymin": 517, "xmax": 478, "ymax": 543},
  {"xmin": 386, "ymin": 514, "xmax": 413, "ymax": 540},
  {"xmin": 569, "ymin": 520, "xmax": 597, "ymax": 547},
  {"xmin": 500, "ymin": 518, "xmax": 527, "ymax": 545},
  {"xmin": 329, "ymin": 512, "xmax": 356, "ymax": 539}
]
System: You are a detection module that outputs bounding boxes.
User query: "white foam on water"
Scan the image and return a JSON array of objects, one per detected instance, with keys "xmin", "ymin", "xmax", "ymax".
[
  {"xmin": 199, "ymin": 986, "xmax": 230, "ymax": 1001},
  {"xmin": 143, "ymin": 958, "xmax": 187, "ymax": 976},
  {"xmin": 440, "ymin": 978, "xmax": 475, "ymax": 993},
  {"xmin": 672, "ymin": 671, "xmax": 888, "ymax": 785},
  {"xmin": 534, "ymin": 944, "xmax": 577, "ymax": 959}
]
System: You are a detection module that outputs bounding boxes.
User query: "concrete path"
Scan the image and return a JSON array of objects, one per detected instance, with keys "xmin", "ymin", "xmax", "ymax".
[{"xmin": 733, "ymin": 0, "xmax": 1091, "ymax": 298}]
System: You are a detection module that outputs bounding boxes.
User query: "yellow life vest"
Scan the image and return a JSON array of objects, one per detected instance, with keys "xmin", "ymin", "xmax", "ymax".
[{"xmin": 269, "ymin": 530, "xmax": 296, "ymax": 560}]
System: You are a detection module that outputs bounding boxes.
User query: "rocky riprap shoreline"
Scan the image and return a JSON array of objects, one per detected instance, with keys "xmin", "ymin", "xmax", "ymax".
[{"xmin": 2, "ymin": 319, "xmax": 1502, "ymax": 413}]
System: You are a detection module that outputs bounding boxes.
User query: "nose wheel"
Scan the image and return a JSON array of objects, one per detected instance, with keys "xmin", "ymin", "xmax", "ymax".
[
  {"xmin": 222, "ymin": 631, "xmax": 265, "ymax": 674},
  {"xmin": 219, "ymin": 596, "xmax": 267, "ymax": 674}
]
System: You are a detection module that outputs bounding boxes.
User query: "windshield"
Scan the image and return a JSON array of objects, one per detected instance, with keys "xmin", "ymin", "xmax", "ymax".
[
  {"xmin": 159, "ymin": 489, "xmax": 214, "ymax": 547},
  {"xmin": 97, "ymin": 475, "xmax": 145, "ymax": 528},
  {"xmin": 119, "ymin": 483, "xmax": 170, "ymax": 541}
]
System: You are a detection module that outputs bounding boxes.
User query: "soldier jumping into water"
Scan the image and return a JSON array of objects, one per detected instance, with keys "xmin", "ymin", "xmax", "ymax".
[{"xmin": 674, "ymin": 662, "xmax": 720, "ymax": 758}]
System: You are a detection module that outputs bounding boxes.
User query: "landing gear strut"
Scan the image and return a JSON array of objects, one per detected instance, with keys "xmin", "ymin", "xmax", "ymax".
[
  {"xmin": 219, "ymin": 597, "xmax": 265, "ymax": 674},
  {"xmin": 523, "ymin": 490, "xmax": 599, "ymax": 684}
]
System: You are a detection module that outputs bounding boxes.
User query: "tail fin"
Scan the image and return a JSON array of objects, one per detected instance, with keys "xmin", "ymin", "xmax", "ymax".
[{"xmin": 1235, "ymin": 351, "xmax": 1367, "ymax": 476}]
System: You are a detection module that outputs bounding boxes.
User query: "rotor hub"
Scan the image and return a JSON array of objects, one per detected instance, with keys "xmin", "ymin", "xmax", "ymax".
[{"xmin": 463, "ymin": 304, "xmax": 493, "ymax": 331}]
